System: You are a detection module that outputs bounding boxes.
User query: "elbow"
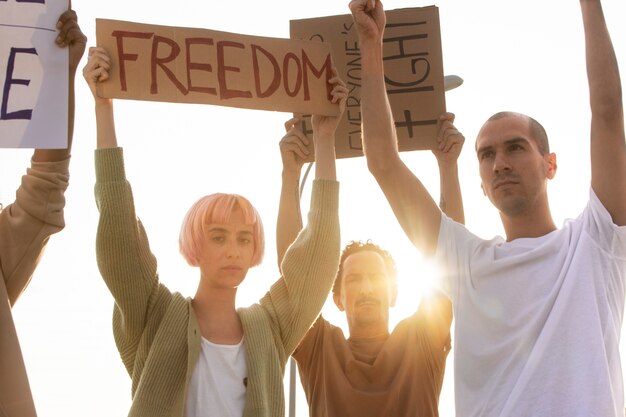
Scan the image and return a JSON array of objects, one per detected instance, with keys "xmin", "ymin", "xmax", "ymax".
[
  {"xmin": 591, "ymin": 83, "xmax": 623, "ymax": 122},
  {"xmin": 366, "ymin": 150, "xmax": 403, "ymax": 182},
  {"xmin": 362, "ymin": 130, "xmax": 403, "ymax": 178},
  {"xmin": 366, "ymin": 152, "xmax": 383, "ymax": 175}
]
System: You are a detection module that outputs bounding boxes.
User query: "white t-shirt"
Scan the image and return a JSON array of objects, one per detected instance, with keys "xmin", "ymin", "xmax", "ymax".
[
  {"xmin": 436, "ymin": 190, "xmax": 626, "ymax": 417},
  {"xmin": 185, "ymin": 337, "xmax": 247, "ymax": 417}
]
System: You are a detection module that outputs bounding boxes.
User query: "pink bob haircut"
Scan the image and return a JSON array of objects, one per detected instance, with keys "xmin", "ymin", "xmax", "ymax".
[{"xmin": 179, "ymin": 193, "xmax": 265, "ymax": 267}]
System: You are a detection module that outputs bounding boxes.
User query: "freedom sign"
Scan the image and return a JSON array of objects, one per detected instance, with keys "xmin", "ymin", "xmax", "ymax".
[{"xmin": 96, "ymin": 19, "xmax": 340, "ymax": 117}]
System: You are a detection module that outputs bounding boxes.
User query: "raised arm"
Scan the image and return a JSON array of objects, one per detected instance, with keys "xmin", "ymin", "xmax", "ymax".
[
  {"xmin": 265, "ymin": 72, "xmax": 347, "ymax": 353},
  {"xmin": 84, "ymin": 46, "xmax": 169, "ymax": 370},
  {"xmin": 433, "ymin": 112, "xmax": 465, "ymax": 224},
  {"xmin": 33, "ymin": 8, "xmax": 86, "ymax": 162},
  {"xmin": 349, "ymin": 0, "xmax": 445, "ymax": 256},
  {"xmin": 2, "ymin": 9, "xmax": 85, "ymax": 304},
  {"xmin": 312, "ymin": 69, "xmax": 346, "ymax": 183},
  {"xmin": 83, "ymin": 47, "xmax": 118, "ymax": 149},
  {"xmin": 276, "ymin": 71, "xmax": 347, "ymax": 267},
  {"xmin": 275, "ymin": 118, "xmax": 309, "ymax": 268},
  {"xmin": 581, "ymin": 0, "xmax": 625, "ymax": 225}
]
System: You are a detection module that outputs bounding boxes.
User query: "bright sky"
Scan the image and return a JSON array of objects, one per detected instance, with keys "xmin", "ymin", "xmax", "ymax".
[{"xmin": 2, "ymin": 1, "xmax": 626, "ymax": 416}]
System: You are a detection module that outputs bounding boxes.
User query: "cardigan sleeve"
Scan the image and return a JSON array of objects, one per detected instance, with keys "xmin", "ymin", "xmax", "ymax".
[
  {"xmin": 258, "ymin": 179, "xmax": 340, "ymax": 357},
  {"xmin": 0, "ymin": 157, "xmax": 69, "ymax": 306},
  {"xmin": 94, "ymin": 147, "xmax": 170, "ymax": 372}
]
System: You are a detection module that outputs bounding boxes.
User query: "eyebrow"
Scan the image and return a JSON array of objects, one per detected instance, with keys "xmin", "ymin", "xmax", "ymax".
[
  {"xmin": 476, "ymin": 137, "xmax": 529, "ymax": 154},
  {"xmin": 504, "ymin": 137, "xmax": 530, "ymax": 146},
  {"xmin": 206, "ymin": 227, "xmax": 253, "ymax": 236},
  {"xmin": 207, "ymin": 227, "xmax": 229, "ymax": 234}
]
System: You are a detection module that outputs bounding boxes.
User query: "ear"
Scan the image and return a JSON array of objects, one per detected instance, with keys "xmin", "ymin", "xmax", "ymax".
[
  {"xmin": 188, "ymin": 256, "xmax": 200, "ymax": 267},
  {"xmin": 480, "ymin": 182, "xmax": 487, "ymax": 196},
  {"xmin": 545, "ymin": 152, "xmax": 557, "ymax": 180},
  {"xmin": 389, "ymin": 284, "xmax": 398, "ymax": 307},
  {"xmin": 333, "ymin": 293, "xmax": 345, "ymax": 312}
]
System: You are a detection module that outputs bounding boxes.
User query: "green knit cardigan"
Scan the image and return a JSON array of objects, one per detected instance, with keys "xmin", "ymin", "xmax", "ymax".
[{"xmin": 94, "ymin": 147, "xmax": 340, "ymax": 417}]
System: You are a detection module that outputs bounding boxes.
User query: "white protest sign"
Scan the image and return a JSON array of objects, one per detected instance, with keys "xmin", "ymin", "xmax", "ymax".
[{"xmin": 0, "ymin": 0, "xmax": 69, "ymax": 148}]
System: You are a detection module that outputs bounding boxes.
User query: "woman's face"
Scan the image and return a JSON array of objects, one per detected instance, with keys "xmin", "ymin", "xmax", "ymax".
[{"xmin": 197, "ymin": 207, "xmax": 255, "ymax": 290}]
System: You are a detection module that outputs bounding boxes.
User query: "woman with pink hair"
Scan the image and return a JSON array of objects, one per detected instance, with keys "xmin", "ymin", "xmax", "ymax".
[{"xmin": 84, "ymin": 46, "xmax": 347, "ymax": 417}]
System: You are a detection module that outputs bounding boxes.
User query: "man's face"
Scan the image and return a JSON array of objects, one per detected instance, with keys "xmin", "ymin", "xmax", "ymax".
[
  {"xmin": 334, "ymin": 250, "xmax": 396, "ymax": 333},
  {"xmin": 476, "ymin": 115, "xmax": 555, "ymax": 217}
]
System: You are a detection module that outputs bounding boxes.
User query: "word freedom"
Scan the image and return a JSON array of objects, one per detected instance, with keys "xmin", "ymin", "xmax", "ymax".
[{"xmin": 110, "ymin": 30, "xmax": 333, "ymax": 102}]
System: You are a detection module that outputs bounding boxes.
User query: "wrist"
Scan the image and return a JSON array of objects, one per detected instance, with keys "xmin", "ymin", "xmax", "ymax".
[
  {"xmin": 282, "ymin": 168, "xmax": 302, "ymax": 182},
  {"xmin": 438, "ymin": 160, "xmax": 459, "ymax": 174},
  {"xmin": 313, "ymin": 131, "xmax": 335, "ymax": 144},
  {"xmin": 94, "ymin": 97, "xmax": 113, "ymax": 108}
]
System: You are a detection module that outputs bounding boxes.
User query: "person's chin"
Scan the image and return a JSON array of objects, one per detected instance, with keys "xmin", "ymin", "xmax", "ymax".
[
  {"xmin": 355, "ymin": 309, "xmax": 381, "ymax": 322},
  {"xmin": 217, "ymin": 271, "xmax": 246, "ymax": 286}
]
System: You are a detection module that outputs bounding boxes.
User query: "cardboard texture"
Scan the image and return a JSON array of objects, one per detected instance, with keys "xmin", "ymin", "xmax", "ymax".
[
  {"xmin": 96, "ymin": 19, "xmax": 340, "ymax": 116},
  {"xmin": 0, "ymin": 0, "xmax": 69, "ymax": 149},
  {"xmin": 291, "ymin": 6, "xmax": 445, "ymax": 159}
]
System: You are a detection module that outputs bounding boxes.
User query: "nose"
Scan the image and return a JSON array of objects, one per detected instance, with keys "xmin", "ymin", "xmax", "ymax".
[
  {"xmin": 493, "ymin": 151, "xmax": 511, "ymax": 174},
  {"xmin": 225, "ymin": 241, "xmax": 240, "ymax": 259},
  {"xmin": 360, "ymin": 276, "xmax": 375, "ymax": 295}
]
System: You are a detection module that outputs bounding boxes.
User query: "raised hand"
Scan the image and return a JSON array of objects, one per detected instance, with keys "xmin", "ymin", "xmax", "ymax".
[
  {"xmin": 432, "ymin": 112, "xmax": 465, "ymax": 166},
  {"xmin": 348, "ymin": 0, "xmax": 386, "ymax": 43},
  {"xmin": 82, "ymin": 47, "xmax": 112, "ymax": 102},
  {"xmin": 280, "ymin": 117, "xmax": 311, "ymax": 173},
  {"xmin": 55, "ymin": 9, "xmax": 86, "ymax": 74},
  {"xmin": 311, "ymin": 68, "xmax": 349, "ymax": 145}
]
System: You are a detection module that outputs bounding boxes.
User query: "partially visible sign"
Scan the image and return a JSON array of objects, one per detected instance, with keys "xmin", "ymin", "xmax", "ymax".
[
  {"xmin": 291, "ymin": 6, "xmax": 445, "ymax": 158},
  {"xmin": 96, "ymin": 19, "xmax": 340, "ymax": 117},
  {"xmin": 0, "ymin": 0, "xmax": 69, "ymax": 148}
]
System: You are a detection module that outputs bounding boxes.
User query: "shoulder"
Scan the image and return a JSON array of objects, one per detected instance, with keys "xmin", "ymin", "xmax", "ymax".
[
  {"xmin": 562, "ymin": 188, "xmax": 626, "ymax": 252},
  {"xmin": 439, "ymin": 213, "xmax": 496, "ymax": 246},
  {"xmin": 301, "ymin": 316, "xmax": 343, "ymax": 341},
  {"xmin": 393, "ymin": 292, "xmax": 452, "ymax": 349}
]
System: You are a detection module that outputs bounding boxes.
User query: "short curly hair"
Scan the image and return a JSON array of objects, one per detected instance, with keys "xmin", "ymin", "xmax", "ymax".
[{"xmin": 332, "ymin": 240, "xmax": 397, "ymax": 297}]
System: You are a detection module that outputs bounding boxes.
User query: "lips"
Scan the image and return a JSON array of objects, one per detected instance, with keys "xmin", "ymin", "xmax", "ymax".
[
  {"xmin": 356, "ymin": 297, "xmax": 380, "ymax": 307},
  {"xmin": 492, "ymin": 176, "xmax": 519, "ymax": 190},
  {"xmin": 222, "ymin": 265, "xmax": 242, "ymax": 271}
]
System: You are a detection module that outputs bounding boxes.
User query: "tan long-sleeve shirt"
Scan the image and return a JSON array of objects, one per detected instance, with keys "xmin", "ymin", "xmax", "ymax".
[
  {"xmin": 0, "ymin": 158, "xmax": 69, "ymax": 417},
  {"xmin": 294, "ymin": 294, "xmax": 452, "ymax": 417}
]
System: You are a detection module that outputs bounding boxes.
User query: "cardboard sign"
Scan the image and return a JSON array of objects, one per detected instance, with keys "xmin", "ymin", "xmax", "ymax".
[
  {"xmin": 0, "ymin": 0, "xmax": 69, "ymax": 149},
  {"xmin": 291, "ymin": 6, "xmax": 445, "ymax": 158},
  {"xmin": 96, "ymin": 19, "xmax": 340, "ymax": 116}
]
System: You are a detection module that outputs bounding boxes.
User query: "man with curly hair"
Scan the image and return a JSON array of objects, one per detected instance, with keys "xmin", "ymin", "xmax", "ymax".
[{"xmin": 276, "ymin": 113, "xmax": 465, "ymax": 417}]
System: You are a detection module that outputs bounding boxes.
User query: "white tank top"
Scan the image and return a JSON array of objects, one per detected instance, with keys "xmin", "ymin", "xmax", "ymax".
[{"xmin": 185, "ymin": 337, "xmax": 247, "ymax": 417}]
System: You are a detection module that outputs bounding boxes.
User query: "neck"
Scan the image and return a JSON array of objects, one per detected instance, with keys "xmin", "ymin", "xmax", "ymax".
[
  {"xmin": 348, "ymin": 320, "xmax": 390, "ymax": 341},
  {"xmin": 193, "ymin": 284, "xmax": 242, "ymax": 345},
  {"xmin": 501, "ymin": 205, "xmax": 556, "ymax": 241}
]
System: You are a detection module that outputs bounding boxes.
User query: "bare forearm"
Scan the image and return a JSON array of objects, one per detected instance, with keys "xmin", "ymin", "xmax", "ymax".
[
  {"xmin": 360, "ymin": 38, "xmax": 401, "ymax": 174},
  {"xmin": 96, "ymin": 100, "xmax": 118, "ymax": 149},
  {"xmin": 581, "ymin": 0, "xmax": 622, "ymax": 119},
  {"xmin": 359, "ymin": 36, "xmax": 441, "ymax": 255},
  {"xmin": 581, "ymin": 0, "xmax": 626, "ymax": 224},
  {"xmin": 439, "ymin": 162, "xmax": 465, "ymax": 224}
]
